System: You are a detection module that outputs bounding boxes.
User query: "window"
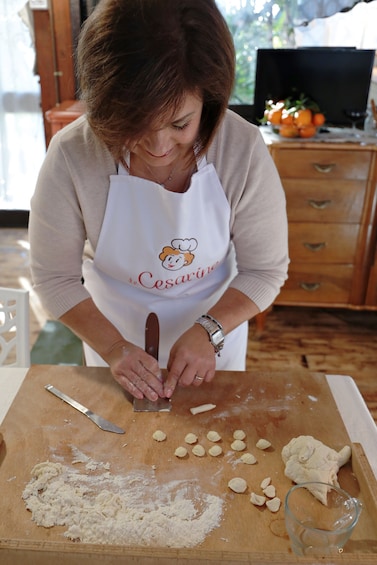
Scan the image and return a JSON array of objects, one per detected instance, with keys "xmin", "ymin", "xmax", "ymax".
[{"xmin": 217, "ymin": 1, "xmax": 366, "ymax": 107}]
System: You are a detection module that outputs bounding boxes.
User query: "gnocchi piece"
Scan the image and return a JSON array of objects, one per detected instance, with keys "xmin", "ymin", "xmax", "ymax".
[
  {"xmin": 250, "ymin": 492, "xmax": 266, "ymax": 506},
  {"xmin": 207, "ymin": 430, "xmax": 221, "ymax": 442},
  {"xmin": 184, "ymin": 433, "xmax": 198, "ymax": 444},
  {"xmin": 228, "ymin": 477, "xmax": 248, "ymax": 493},
  {"xmin": 240, "ymin": 453, "xmax": 257, "ymax": 465},
  {"xmin": 190, "ymin": 403, "xmax": 216, "ymax": 415},
  {"xmin": 208, "ymin": 445, "xmax": 223, "ymax": 457},
  {"xmin": 152, "ymin": 430, "xmax": 166, "ymax": 442},
  {"xmin": 174, "ymin": 446, "xmax": 187, "ymax": 458},
  {"xmin": 263, "ymin": 485, "xmax": 276, "ymax": 498},
  {"xmin": 233, "ymin": 429, "xmax": 246, "ymax": 440},
  {"xmin": 266, "ymin": 497, "xmax": 281, "ymax": 513},
  {"xmin": 260, "ymin": 477, "xmax": 271, "ymax": 489},
  {"xmin": 231, "ymin": 439, "xmax": 246, "ymax": 452},
  {"xmin": 192, "ymin": 444, "xmax": 206, "ymax": 457},
  {"xmin": 256, "ymin": 438, "xmax": 271, "ymax": 450}
]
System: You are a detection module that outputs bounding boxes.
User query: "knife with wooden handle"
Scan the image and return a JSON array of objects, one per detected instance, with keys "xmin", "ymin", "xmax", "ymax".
[
  {"xmin": 133, "ymin": 312, "xmax": 171, "ymax": 412},
  {"xmin": 45, "ymin": 384, "xmax": 125, "ymax": 433}
]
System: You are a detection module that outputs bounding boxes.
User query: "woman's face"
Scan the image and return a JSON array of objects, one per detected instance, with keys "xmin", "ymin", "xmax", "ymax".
[{"xmin": 132, "ymin": 92, "xmax": 203, "ymax": 168}]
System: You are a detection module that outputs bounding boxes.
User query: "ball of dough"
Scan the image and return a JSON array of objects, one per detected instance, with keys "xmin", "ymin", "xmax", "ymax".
[
  {"xmin": 208, "ymin": 445, "xmax": 223, "ymax": 457},
  {"xmin": 184, "ymin": 433, "xmax": 198, "ymax": 445},
  {"xmin": 233, "ymin": 429, "xmax": 246, "ymax": 440},
  {"xmin": 231, "ymin": 439, "xmax": 246, "ymax": 452},
  {"xmin": 174, "ymin": 446, "xmax": 187, "ymax": 458},
  {"xmin": 152, "ymin": 430, "xmax": 166, "ymax": 442},
  {"xmin": 207, "ymin": 430, "xmax": 221, "ymax": 442},
  {"xmin": 240, "ymin": 453, "xmax": 257, "ymax": 465},
  {"xmin": 228, "ymin": 477, "xmax": 247, "ymax": 493},
  {"xmin": 192, "ymin": 444, "xmax": 206, "ymax": 457}
]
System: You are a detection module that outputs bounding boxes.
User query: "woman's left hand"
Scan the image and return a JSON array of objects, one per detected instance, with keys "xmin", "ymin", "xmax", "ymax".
[{"xmin": 163, "ymin": 325, "xmax": 216, "ymax": 398}]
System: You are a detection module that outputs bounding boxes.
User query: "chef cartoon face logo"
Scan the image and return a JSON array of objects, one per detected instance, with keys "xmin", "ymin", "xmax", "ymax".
[{"xmin": 159, "ymin": 238, "xmax": 198, "ymax": 271}]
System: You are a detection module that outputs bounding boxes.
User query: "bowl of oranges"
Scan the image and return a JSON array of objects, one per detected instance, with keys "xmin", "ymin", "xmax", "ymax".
[{"xmin": 263, "ymin": 94, "xmax": 325, "ymax": 139}]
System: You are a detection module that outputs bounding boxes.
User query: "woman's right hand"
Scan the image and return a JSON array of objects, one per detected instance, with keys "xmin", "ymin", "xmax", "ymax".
[{"xmin": 106, "ymin": 341, "xmax": 165, "ymax": 401}]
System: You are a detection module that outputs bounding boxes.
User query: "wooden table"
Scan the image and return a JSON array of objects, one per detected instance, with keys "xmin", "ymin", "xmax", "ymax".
[{"xmin": 1, "ymin": 366, "xmax": 376, "ymax": 564}]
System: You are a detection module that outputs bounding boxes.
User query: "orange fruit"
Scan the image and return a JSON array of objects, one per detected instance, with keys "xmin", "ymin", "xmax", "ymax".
[
  {"xmin": 313, "ymin": 112, "xmax": 325, "ymax": 126},
  {"xmin": 299, "ymin": 124, "xmax": 317, "ymax": 138},
  {"xmin": 279, "ymin": 124, "xmax": 299, "ymax": 138},
  {"xmin": 281, "ymin": 109, "xmax": 294, "ymax": 125},
  {"xmin": 268, "ymin": 107, "xmax": 283, "ymax": 125},
  {"xmin": 294, "ymin": 108, "xmax": 312, "ymax": 127}
]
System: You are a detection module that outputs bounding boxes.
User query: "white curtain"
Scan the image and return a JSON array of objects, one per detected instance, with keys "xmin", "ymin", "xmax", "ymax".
[{"xmin": 0, "ymin": 0, "xmax": 45, "ymax": 211}]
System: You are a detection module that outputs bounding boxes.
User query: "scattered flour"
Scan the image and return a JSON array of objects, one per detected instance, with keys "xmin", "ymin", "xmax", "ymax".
[{"xmin": 22, "ymin": 460, "xmax": 223, "ymax": 548}]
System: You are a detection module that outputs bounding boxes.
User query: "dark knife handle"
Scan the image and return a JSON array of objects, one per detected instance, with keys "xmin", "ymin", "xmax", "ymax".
[{"xmin": 145, "ymin": 312, "xmax": 159, "ymax": 361}]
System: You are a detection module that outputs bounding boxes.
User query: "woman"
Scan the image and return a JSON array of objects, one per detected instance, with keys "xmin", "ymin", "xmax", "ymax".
[{"xmin": 29, "ymin": 0, "xmax": 289, "ymax": 402}]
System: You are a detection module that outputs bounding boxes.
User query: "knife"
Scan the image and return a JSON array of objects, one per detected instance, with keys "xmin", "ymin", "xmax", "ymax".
[
  {"xmin": 133, "ymin": 312, "xmax": 171, "ymax": 412},
  {"xmin": 45, "ymin": 384, "xmax": 125, "ymax": 434}
]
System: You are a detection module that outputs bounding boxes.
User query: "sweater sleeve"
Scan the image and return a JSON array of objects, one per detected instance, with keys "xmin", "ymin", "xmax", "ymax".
[
  {"xmin": 208, "ymin": 111, "xmax": 289, "ymax": 312},
  {"xmin": 29, "ymin": 117, "xmax": 115, "ymax": 319}
]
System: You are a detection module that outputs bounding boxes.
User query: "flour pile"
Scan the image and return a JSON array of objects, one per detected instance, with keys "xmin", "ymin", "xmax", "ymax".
[{"xmin": 22, "ymin": 461, "xmax": 224, "ymax": 547}]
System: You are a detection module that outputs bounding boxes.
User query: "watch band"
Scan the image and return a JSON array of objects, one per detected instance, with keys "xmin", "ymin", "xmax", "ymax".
[{"xmin": 195, "ymin": 314, "xmax": 225, "ymax": 355}]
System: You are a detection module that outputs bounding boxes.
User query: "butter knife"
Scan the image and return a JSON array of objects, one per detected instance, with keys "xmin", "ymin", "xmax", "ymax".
[{"xmin": 45, "ymin": 384, "xmax": 125, "ymax": 434}]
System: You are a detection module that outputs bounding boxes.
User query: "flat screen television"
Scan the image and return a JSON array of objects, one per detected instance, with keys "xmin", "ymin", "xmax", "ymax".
[{"xmin": 252, "ymin": 48, "xmax": 375, "ymax": 127}]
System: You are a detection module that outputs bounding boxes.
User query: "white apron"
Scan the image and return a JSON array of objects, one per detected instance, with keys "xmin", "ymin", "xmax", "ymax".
[{"xmin": 82, "ymin": 156, "xmax": 248, "ymax": 369}]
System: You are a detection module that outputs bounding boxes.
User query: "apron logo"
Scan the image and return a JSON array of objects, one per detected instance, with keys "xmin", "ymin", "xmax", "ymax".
[{"xmin": 159, "ymin": 238, "xmax": 198, "ymax": 271}]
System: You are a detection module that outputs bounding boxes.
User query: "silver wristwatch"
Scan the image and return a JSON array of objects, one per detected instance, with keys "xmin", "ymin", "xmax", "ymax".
[{"xmin": 195, "ymin": 314, "xmax": 224, "ymax": 355}]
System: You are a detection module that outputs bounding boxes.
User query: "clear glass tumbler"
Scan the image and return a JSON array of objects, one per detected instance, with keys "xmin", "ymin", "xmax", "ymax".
[{"xmin": 284, "ymin": 481, "xmax": 362, "ymax": 556}]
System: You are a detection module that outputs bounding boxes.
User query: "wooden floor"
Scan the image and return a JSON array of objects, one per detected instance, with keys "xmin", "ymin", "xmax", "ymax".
[{"xmin": 2, "ymin": 228, "xmax": 377, "ymax": 424}]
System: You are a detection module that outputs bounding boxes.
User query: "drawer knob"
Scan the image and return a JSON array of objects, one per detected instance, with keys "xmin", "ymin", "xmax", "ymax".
[
  {"xmin": 308, "ymin": 199, "xmax": 332, "ymax": 210},
  {"xmin": 313, "ymin": 163, "xmax": 336, "ymax": 174},
  {"xmin": 300, "ymin": 282, "xmax": 321, "ymax": 292},
  {"xmin": 303, "ymin": 242, "xmax": 326, "ymax": 252}
]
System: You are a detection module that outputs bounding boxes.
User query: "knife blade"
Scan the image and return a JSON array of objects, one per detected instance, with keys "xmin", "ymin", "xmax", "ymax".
[
  {"xmin": 133, "ymin": 312, "xmax": 171, "ymax": 412},
  {"xmin": 45, "ymin": 384, "xmax": 125, "ymax": 434}
]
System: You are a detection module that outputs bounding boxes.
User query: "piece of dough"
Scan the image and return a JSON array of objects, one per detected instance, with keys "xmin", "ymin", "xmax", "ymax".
[
  {"xmin": 207, "ymin": 431, "xmax": 221, "ymax": 442},
  {"xmin": 208, "ymin": 445, "xmax": 222, "ymax": 457},
  {"xmin": 228, "ymin": 477, "xmax": 247, "ymax": 494},
  {"xmin": 184, "ymin": 433, "xmax": 198, "ymax": 444},
  {"xmin": 281, "ymin": 435, "xmax": 352, "ymax": 505},
  {"xmin": 192, "ymin": 444, "xmax": 206, "ymax": 457},
  {"xmin": 263, "ymin": 485, "xmax": 276, "ymax": 498},
  {"xmin": 233, "ymin": 430, "xmax": 246, "ymax": 440},
  {"xmin": 256, "ymin": 438, "xmax": 271, "ymax": 450},
  {"xmin": 266, "ymin": 497, "xmax": 281, "ymax": 513},
  {"xmin": 260, "ymin": 477, "xmax": 271, "ymax": 489},
  {"xmin": 231, "ymin": 439, "xmax": 246, "ymax": 452},
  {"xmin": 250, "ymin": 492, "xmax": 266, "ymax": 506},
  {"xmin": 240, "ymin": 453, "xmax": 257, "ymax": 465},
  {"xmin": 174, "ymin": 446, "xmax": 187, "ymax": 458},
  {"xmin": 152, "ymin": 430, "xmax": 167, "ymax": 442},
  {"xmin": 190, "ymin": 403, "xmax": 216, "ymax": 415}
]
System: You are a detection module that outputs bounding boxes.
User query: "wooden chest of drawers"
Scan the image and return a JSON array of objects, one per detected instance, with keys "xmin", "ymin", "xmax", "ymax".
[{"xmin": 267, "ymin": 140, "xmax": 377, "ymax": 309}]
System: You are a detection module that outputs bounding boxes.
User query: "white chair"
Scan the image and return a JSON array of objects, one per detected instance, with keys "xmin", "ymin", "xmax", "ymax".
[{"xmin": 0, "ymin": 287, "xmax": 30, "ymax": 367}]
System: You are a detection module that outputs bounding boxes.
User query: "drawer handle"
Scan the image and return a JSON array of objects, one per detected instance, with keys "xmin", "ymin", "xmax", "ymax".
[
  {"xmin": 313, "ymin": 163, "xmax": 336, "ymax": 174},
  {"xmin": 303, "ymin": 242, "xmax": 326, "ymax": 252},
  {"xmin": 300, "ymin": 282, "xmax": 321, "ymax": 292},
  {"xmin": 308, "ymin": 199, "xmax": 332, "ymax": 210}
]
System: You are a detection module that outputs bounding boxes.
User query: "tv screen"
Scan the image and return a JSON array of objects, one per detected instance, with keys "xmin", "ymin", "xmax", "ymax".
[{"xmin": 253, "ymin": 48, "xmax": 375, "ymax": 127}]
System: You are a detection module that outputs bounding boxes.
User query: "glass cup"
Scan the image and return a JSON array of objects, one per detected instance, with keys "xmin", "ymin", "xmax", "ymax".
[{"xmin": 284, "ymin": 482, "xmax": 362, "ymax": 556}]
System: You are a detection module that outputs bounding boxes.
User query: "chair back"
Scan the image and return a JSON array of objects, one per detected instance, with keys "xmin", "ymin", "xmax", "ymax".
[{"xmin": 0, "ymin": 287, "xmax": 30, "ymax": 367}]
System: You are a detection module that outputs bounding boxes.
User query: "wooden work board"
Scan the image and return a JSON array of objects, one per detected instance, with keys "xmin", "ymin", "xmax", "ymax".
[{"xmin": 0, "ymin": 365, "xmax": 376, "ymax": 564}]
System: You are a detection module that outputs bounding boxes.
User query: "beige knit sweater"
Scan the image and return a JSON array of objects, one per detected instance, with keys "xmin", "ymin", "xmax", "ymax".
[{"xmin": 29, "ymin": 109, "xmax": 289, "ymax": 319}]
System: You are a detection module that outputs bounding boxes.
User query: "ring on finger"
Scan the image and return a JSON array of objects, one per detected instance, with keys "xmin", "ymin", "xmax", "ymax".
[{"xmin": 194, "ymin": 375, "xmax": 204, "ymax": 381}]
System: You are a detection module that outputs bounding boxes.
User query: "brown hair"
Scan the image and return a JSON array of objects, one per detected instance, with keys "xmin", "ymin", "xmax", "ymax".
[{"xmin": 77, "ymin": 0, "xmax": 235, "ymax": 163}]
